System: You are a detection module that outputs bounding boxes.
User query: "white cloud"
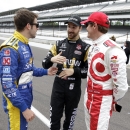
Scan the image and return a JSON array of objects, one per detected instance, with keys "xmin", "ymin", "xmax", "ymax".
[{"xmin": 0, "ymin": 0, "xmax": 61, "ymax": 12}]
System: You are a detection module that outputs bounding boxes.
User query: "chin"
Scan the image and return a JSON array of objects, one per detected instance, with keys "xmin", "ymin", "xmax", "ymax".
[
  {"xmin": 87, "ymin": 35, "xmax": 90, "ymax": 38},
  {"xmin": 68, "ymin": 37, "xmax": 72, "ymax": 39},
  {"xmin": 32, "ymin": 36, "xmax": 36, "ymax": 38},
  {"xmin": 87, "ymin": 34, "xmax": 91, "ymax": 39},
  {"xmin": 68, "ymin": 36, "xmax": 73, "ymax": 39}
]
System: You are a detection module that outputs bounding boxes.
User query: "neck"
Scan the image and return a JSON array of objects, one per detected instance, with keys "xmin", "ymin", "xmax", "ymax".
[
  {"xmin": 18, "ymin": 30, "xmax": 29, "ymax": 39},
  {"xmin": 92, "ymin": 32, "xmax": 103, "ymax": 41}
]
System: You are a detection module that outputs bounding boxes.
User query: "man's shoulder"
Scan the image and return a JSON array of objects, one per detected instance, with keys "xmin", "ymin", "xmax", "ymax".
[
  {"xmin": 79, "ymin": 38, "xmax": 91, "ymax": 46},
  {"xmin": 78, "ymin": 39, "xmax": 91, "ymax": 50},
  {"xmin": 103, "ymin": 39, "xmax": 116, "ymax": 47},
  {"xmin": 56, "ymin": 38, "xmax": 66, "ymax": 42},
  {"xmin": 0, "ymin": 36, "xmax": 19, "ymax": 51},
  {"xmin": 56, "ymin": 38, "xmax": 67, "ymax": 46}
]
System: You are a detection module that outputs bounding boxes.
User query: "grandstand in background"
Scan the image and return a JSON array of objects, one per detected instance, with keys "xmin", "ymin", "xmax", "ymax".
[{"xmin": 0, "ymin": 0, "xmax": 130, "ymax": 42}]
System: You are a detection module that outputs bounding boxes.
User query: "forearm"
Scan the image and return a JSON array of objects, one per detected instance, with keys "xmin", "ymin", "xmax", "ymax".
[
  {"xmin": 42, "ymin": 56, "xmax": 54, "ymax": 69},
  {"xmin": 33, "ymin": 66, "xmax": 48, "ymax": 76}
]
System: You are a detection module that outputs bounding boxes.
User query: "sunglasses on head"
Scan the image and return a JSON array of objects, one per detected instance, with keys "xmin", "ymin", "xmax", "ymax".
[{"xmin": 30, "ymin": 23, "xmax": 39, "ymax": 28}]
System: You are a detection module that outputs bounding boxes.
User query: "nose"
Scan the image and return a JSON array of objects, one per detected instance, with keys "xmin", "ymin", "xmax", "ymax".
[{"xmin": 68, "ymin": 26, "xmax": 74, "ymax": 32}]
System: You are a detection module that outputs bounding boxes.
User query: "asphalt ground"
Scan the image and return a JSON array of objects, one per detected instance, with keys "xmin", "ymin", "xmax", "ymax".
[{"xmin": 0, "ymin": 39, "xmax": 130, "ymax": 130}]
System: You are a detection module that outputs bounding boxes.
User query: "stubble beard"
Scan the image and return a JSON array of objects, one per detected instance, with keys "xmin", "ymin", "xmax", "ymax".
[{"xmin": 68, "ymin": 32, "xmax": 77, "ymax": 39}]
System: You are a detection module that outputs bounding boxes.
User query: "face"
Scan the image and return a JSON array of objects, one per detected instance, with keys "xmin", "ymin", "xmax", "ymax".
[
  {"xmin": 29, "ymin": 18, "xmax": 39, "ymax": 38},
  {"xmin": 85, "ymin": 22, "xmax": 96, "ymax": 40},
  {"xmin": 67, "ymin": 22, "xmax": 81, "ymax": 40}
]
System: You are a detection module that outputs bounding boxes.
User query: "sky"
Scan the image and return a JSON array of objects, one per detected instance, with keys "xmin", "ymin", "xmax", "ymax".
[{"xmin": 0, "ymin": 0, "xmax": 61, "ymax": 12}]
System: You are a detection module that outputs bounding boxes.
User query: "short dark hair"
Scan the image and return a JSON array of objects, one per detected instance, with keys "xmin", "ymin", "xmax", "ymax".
[
  {"xmin": 88, "ymin": 22, "xmax": 108, "ymax": 34},
  {"xmin": 97, "ymin": 24, "xmax": 108, "ymax": 34},
  {"xmin": 14, "ymin": 8, "xmax": 38, "ymax": 31},
  {"xmin": 110, "ymin": 36, "xmax": 116, "ymax": 41}
]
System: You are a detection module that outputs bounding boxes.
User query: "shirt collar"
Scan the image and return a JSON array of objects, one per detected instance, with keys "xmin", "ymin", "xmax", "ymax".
[
  {"xmin": 13, "ymin": 30, "xmax": 29, "ymax": 44},
  {"xmin": 92, "ymin": 34, "xmax": 109, "ymax": 45},
  {"xmin": 67, "ymin": 37, "xmax": 80, "ymax": 43}
]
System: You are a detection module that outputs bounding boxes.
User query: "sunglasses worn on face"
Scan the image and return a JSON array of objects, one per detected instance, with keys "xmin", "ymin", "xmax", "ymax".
[
  {"xmin": 30, "ymin": 23, "xmax": 39, "ymax": 28},
  {"xmin": 85, "ymin": 22, "xmax": 94, "ymax": 28}
]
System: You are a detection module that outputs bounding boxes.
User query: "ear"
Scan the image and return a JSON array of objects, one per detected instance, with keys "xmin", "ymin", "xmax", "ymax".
[
  {"xmin": 79, "ymin": 26, "xmax": 82, "ymax": 31},
  {"xmin": 93, "ymin": 22, "xmax": 98, "ymax": 29},
  {"xmin": 26, "ymin": 23, "xmax": 31, "ymax": 30},
  {"xmin": 93, "ymin": 22, "xmax": 97, "ymax": 27}
]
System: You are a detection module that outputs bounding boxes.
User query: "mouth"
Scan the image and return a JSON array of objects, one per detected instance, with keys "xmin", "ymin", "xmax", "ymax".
[{"xmin": 68, "ymin": 32, "xmax": 74, "ymax": 35}]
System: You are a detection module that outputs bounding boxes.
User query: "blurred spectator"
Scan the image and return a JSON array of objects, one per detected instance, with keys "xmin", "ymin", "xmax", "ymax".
[
  {"xmin": 110, "ymin": 35, "xmax": 116, "ymax": 41},
  {"xmin": 121, "ymin": 41, "xmax": 130, "ymax": 64}
]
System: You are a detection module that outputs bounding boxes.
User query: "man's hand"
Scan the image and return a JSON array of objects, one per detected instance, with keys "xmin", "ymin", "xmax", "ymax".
[
  {"xmin": 113, "ymin": 103, "xmax": 122, "ymax": 112},
  {"xmin": 48, "ymin": 66, "xmax": 58, "ymax": 75},
  {"xmin": 51, "ymin": 52, "xmax": 66, "ymax": 64},
  {"xmin": 58, "ymin": 68, "xmax": 74, "ymax": 79},
  {"xmin": 112, "ymin": 103, "xmax": 116, "ymax": 112},
  {"xmin": 22, "ymin": 108, "xmax": 35, "ymax": 122}
]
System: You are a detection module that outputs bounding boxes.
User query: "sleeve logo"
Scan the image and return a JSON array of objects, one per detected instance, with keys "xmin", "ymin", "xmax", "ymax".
[
  {"xmin": 4, "ymin": 50, "xmax": 10, "ymax": 56},
  {"xmin": 2, "ymin": 57, "xmax": 11, "ymax": 65}
]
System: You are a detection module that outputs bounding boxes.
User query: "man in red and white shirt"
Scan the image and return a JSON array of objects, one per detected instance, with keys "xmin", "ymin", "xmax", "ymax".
[{"xmin": 81, "ymin": 12, "xmax": 128, "ymax": 130}]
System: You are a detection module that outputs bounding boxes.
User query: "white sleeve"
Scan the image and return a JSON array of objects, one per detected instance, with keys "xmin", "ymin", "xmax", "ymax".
[{"xmin": 106, "ymin": 47, "xmax": 128, "ymax": 102}]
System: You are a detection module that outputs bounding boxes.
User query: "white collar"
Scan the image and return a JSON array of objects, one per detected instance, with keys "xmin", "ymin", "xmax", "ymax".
[{"xmin": 92, "ymin": 34, "xmax": 109, "ymax": 45}]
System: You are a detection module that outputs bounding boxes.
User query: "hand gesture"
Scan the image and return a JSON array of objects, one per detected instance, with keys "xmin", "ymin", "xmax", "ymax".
[
  {"xmin": 58, "ymin": 68, "xmax": 74, "ymax": 79},
  {"xmin": 51, "ymin": 52, "xmax": 66, "ymax": 64},
  {"xmin": 48, "ymin": 66, "xmax": 58, "ymax": 75},
  {"xmin": 22, "ymin": 108, "xmax": 35, "ymax": 122}
]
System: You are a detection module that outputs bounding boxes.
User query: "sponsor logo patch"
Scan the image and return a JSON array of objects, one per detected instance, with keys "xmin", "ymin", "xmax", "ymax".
[
  {"xmin": 69, "ymin": 83, "xmax": 74, "ymax": 90},
  {"xmin": 2, "ymin": 57, "xmax": 11, "ymax": 65},
  {"xmin": 76, "ymin": 44, "xmax": 81, "ymax": 50},
  {"xmin": 74, "ymin": 50, "xmax": 82, "ymax": 55},
  {"xmin": 4, "ymin": 50, "xmax": 10, "ymax": 56},
  {"xmin": 3, "ymin": 66, "xmax": 10, "ymax": 73}
]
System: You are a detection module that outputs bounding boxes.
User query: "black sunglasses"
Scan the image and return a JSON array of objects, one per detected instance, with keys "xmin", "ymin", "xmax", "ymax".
[
  {"xmin": 85, "ymin": 22, "xmax": 94, "ymax": 28},
  {"xmin": 30, "ymin": 23, "xmax": 39, "ymax": 28}
]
